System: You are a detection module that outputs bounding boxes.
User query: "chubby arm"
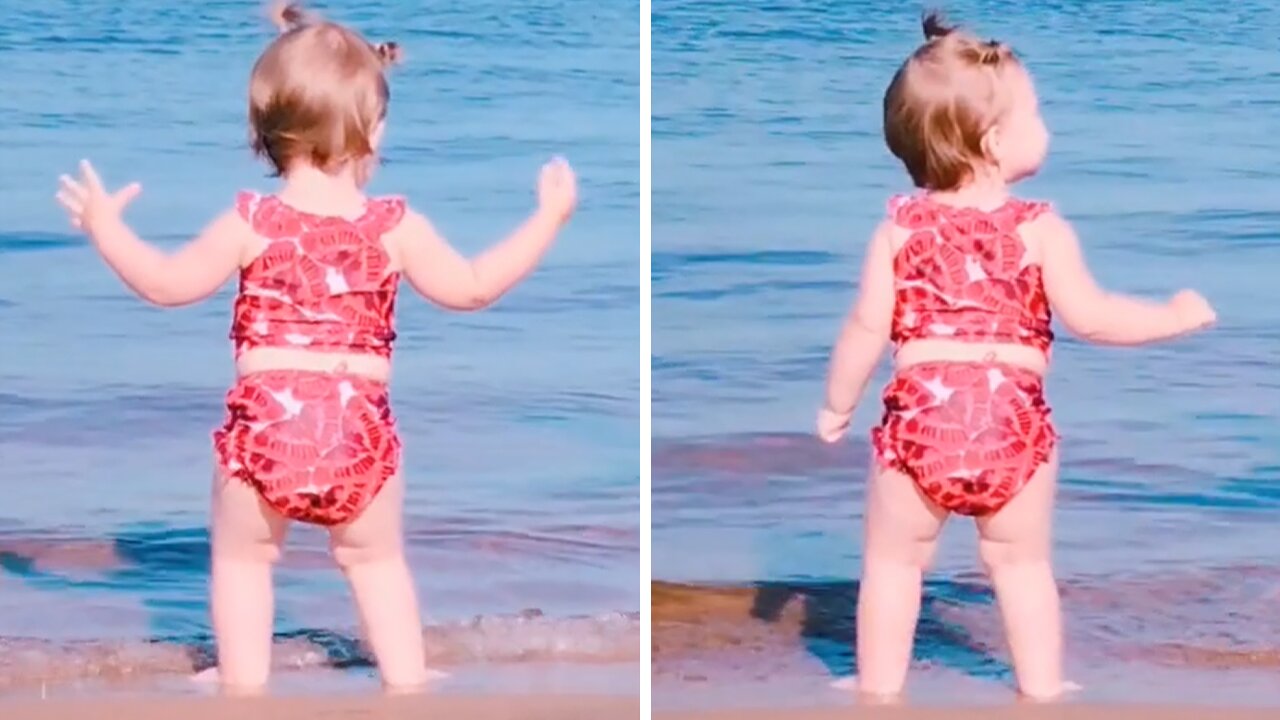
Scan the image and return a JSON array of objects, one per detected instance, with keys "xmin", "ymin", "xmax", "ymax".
[
  {"xmin": 393, "ymin": 207, "xmax": 568, "ymax": 311},
  {"xmin": 57, "ymin": 161, "xmax": 245, "ymax": 307},
  {"xmin": 88, "ymin": 210, "xmax": 246, "ymax": 307},
  {"xmin": 819, "ymin": 221, "xmax": 896, "ymax": 440},
  {"xmin": 393, "ymin": 157, "xmax": 577, "ymax": 311},
  {"xmin": 1034, "ymin": 211, "xmax": 1214, "ymax": 345}
]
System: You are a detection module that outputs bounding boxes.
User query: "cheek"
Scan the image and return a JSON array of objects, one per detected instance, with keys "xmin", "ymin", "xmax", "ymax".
[
  {"xmin": 1012, "ymin": 117, "xmax": 1048, "ymax": 167},
  {"xmin": 1033, "ymin": 118, "xmax": 1050, "ymax": 157}
]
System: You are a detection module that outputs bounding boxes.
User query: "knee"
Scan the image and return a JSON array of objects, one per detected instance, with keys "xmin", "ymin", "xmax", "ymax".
[
  {"xmin": 865, "ymin": 535, "xmax": 939, "ymax": 572},
  {"xmin": 212, "ymin": 536, "xmax": 283, "ymax": 565},
  {"xmin": 977, "ymin": 538, "xmax": 1049, "ymax": 575},
  {"xmin": 331, "ymin": 541, "xmax": 403, "ymax": 571},
  {"xmin": 910, "ymin": 537, "xmax": 940, "ymax": 571}
]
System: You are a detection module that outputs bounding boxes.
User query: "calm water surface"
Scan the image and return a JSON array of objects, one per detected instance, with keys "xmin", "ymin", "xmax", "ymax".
[
  {"xmin": 652, "ymin": 0, "xmax": 1280, "ymax": 707},
  {"xmin": 0, "ymin": 0, "xmax": 639, "ymax": 691}
]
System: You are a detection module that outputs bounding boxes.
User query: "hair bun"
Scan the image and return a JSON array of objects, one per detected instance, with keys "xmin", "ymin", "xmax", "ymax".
[
  {"xmin": 922, "ymin": 10, "xmax": 955, "ymax": 40},
  {"xmin": 375, "ymin": 41, "xmax": 403, "ymax": 67},
  {"xmin": 269, "ymin": 1, "xmax": 310, "ymax": 33}
]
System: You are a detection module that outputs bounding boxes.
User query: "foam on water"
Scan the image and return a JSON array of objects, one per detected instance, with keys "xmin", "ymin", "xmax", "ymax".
[{"xmin": 0, "ymin": 612, "xmax": 638, "ymax": 690}]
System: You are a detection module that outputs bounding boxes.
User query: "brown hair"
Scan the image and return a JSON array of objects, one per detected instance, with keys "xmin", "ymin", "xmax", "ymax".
[
  {"xmin": 882, "ymin": 11, "xmax": 1021, "ymax": 191},
  {"xmin": 249, "ymin": 1, "xmax": 402, "ymax": 176}
]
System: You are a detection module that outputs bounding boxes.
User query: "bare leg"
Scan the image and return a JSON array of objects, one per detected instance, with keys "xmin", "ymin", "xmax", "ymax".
[
  {"xmin": 975, "ymin": 451, "xmax": 1063, "ymax": 700},
  {"xmin": 209, "ymin": 471, "xmax": 289, "ymax": 693},
  {"xmin": 328, "ymin": 473, "xmax": 428, "ymax": 690},
  {"xmin": 856, "ymin": 462, "xmax": 949, "ymax": 700}
]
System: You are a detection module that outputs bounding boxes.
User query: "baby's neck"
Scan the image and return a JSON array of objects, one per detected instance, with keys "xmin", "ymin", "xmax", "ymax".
[
  {"xmin": 926, "ymin": 174, "xmax": 1010, "ymax": 212},
  {"xmin": 276, "ymin": 164, "xmax": 368, "ymax": 217}
]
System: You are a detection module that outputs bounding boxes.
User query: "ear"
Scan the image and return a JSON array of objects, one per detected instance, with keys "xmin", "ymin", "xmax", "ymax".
[
  {"xmin": 370, "ymin": 120, "xmax": 386, "ymax": 152},
  {"xmin": 980, "ymin": 123, "xmax": 1002, "ymax": 165}
]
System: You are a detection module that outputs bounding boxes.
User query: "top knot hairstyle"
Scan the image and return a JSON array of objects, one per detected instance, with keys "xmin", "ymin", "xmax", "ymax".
[
  {"xmin": 883, "ymin": 11, "xmax": 1021, "ymax": 191},
  {"xmin": 250, "ymin": 1, "xmax": 403, "ymax": 176}
]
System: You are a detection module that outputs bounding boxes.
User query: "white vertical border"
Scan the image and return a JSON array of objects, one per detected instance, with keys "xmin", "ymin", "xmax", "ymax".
[{"xmin": 639, "ymin": 0, "xmax": 652, "ymax": 714}]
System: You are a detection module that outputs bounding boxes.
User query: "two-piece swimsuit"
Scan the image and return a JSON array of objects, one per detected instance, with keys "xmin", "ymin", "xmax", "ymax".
[
  {"xmin": 870, "ymin": 194, "xmax": 1058, "ymax": 516},
  {"xmin": 212, "ymin": 191, "xmax": 407, "ymax": 526}
]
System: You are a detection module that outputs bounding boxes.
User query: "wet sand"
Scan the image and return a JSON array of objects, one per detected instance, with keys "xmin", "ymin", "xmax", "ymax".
[
  {"xmin": 3, "ymin": 694, "xmax": 639, "ymax": 720},
  {"xmin": 652, "ymin": 577, "xmax": 1280, "ymax": 711},
  {"xmin": 656, "ymin": 709, "xmax": 1280, "ymax": 720}
]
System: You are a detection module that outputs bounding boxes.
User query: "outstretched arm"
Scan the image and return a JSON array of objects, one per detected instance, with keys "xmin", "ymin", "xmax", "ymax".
[
  {"xmin": 1034, "ymin": 211, "xmax": 1215, "ymax": 345},
  {"xmin": 818, "ymin": 220, "xmax": 896, "ymax": 443},
  {"xmin": 394, "ymin": 157, "xmax": 577, "ymax": 311},
  {"xmin": 57, "ymin": 161, "xmax": 246, "ymax": 307},
  {"xmin": 394, "ymin": 207, "xmax": 568, "ymax": 311}
]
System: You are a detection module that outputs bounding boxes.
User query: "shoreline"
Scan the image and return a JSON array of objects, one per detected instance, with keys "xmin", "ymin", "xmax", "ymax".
[
  {"xmin": 0, "ymin": 661, "xmax": 639, "ymax": 716},
  {"xmin": 656, "ymin": 708, "xmax": 1280, "ymax": 720},
  {"xmin": 3, "ymin": 694, "xmax": 639, "ymax": 720}
]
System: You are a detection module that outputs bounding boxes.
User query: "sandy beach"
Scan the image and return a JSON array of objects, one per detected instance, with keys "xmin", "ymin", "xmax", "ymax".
[
  {"xmin": 657, "ymin": 707, "xmax": 1280, "ymax": 720},
  {"xmin": 0, "ymin": 661, "xmax": 641, "ymax": 718},
  {"xmin": 2, "ymin": 694, "xmax": 639, "ymax": 720}
]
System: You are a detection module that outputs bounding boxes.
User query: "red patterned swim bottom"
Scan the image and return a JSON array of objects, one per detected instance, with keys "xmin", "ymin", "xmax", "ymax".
[
  {"xmin": 871, "ymin": 361, "xmax": 1056, "ymax": 516},
  {"xmin": 213, "ymin": 370, "xmax": 401, "ymax": 526}
]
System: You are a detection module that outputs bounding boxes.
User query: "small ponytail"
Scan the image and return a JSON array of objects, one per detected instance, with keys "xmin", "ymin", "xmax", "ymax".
[
  {"xmin": 375, "ymin": 41, "xmax": 403, "ymax": 67},
  {"xmin": 268, "ymin": 1, "xmax": 312, "ymax": 34},
  {"xmin": 922, "ymin": 10, "xmax": 1010, "ymax": 66},
  {"xmin": 922, "ymin": 10, "xmax": 954, "ymax": 41}
]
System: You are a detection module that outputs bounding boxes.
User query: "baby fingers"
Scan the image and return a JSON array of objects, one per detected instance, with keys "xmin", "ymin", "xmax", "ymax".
[
  {"xmin": 58, "ymin": 174, "xmax": 87, "ymax": 201},
  {"xmin": 55, "ymin": 188, "xmax": 84, "ymax": 216},
  {"xmin": 79, "ymin": 160, "xmax": 106, "ymax": 195}
]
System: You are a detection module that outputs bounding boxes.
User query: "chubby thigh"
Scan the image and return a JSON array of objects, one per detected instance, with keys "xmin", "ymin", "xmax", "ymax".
[{"xmin": 210, "ymin": 469, "xmax": 406, "ymax": 563}]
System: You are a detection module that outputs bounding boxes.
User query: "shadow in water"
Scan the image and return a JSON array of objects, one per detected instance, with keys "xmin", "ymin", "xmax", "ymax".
[
  {"xmin": 0, "ymin": 526, "xmax": 371, "ymax": 675},
  {"xmin": 651, "ymin": 577, "xmax": 1010, "ymax": 683},
  {"xmin": 749, "ymin": 578, "xmax": 1010, "ymax": 682}
]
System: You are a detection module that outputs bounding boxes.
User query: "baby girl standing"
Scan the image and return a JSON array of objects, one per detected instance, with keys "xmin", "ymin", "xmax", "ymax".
[
  {"xmin": 55, "ymin": 2, "xmax": 576, "ymax": 692},
  {"xmin": 817, "ymin": 13, "xmax": 1215, "ymax": 702}
]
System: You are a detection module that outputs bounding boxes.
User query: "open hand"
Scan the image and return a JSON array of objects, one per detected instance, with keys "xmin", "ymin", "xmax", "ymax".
[
  {"xmin": 537, "ymin": 156, "xmax": 577, "ymax": 223},
  {"xmin": 56, "ymin": 160, "xmax": 142, "ymax": 237},
  {"xmin": 1170, "ymin": 289, "xmax": 1216, "ymax": 333},
  {"xmin": 816, "ymin": 406, "xmax": 853, "ymax": 444}
]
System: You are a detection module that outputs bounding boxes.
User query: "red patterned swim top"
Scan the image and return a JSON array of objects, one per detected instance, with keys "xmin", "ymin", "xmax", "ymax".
[
  {"xmin": 887, "ymin": 194, "xmax": 1053, "ymax": 354},
  {"xmin": 231, "ymin": 191, "xmax": 406, "ymax": 358}
]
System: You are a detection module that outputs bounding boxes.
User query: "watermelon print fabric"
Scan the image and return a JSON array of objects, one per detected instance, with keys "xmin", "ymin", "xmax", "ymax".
[
  {"xmin": 887, "ymin": 194, "xmax": 1054, "ymax": 354},
  {"xmin": 213, "ymin": 192, "xmax": 409, "ymax": 525},
  {"xmin": 230, "ymin": 191, "xmax": 406, "ymax": 359},
  {"xmin": 214, "ymin": 370, "xmax": 401, "ymax": 526},
  {"xmin": 871, "ymin": 361, "xmax": 1057, "ymax": 516}
]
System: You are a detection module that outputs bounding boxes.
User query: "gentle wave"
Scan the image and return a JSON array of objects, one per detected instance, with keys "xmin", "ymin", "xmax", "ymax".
[{"xmin": 0, "ymin": 231, "xmax": 81, "ymax": 254}]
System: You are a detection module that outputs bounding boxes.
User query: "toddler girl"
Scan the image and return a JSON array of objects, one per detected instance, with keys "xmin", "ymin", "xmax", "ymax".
[
  {"xmin": 55, "ymin": 1, "xmax": 577, "ymax": 692},
  {"xmin": 816, "ymin": 13, "xmax": 1214, "ymax": 702}
]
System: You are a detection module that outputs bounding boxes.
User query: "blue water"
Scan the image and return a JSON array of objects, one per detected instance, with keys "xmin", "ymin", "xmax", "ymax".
[
  {"xmin": 0, "ymin": 0, "xmax": 638, "ymax": 690},
  {"xmin": 652, "ymin": 0, "xmax": 1280, "ymax": 707}
]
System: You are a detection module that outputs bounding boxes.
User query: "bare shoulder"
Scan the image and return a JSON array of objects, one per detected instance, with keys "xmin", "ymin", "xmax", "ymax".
[
  {"xmin": 205, "ymin": 198, "xmax": 261, "ymax": 238},
  {"xmin": 384, "ymin": 205, "xmax": 438, "ymax": 243},
  {"xmin": 1019, "ymin": 203, "xmax": 1071, "ymax": 237},
  {"xmin": 1018, "ymin": 204, "xmax": 1078, "ymax": 260},
  {"xmin": 382, "ymin": 204, "xmax": 445, "ymax": 266},
  {"xmin": 875, "ymin": 216, "xmax": 910, "ymax": 254},
  {"xmin": 206, "ymin": 205, "xmax": 257, "ymax": 248},
  {"xmin": 184, "ymin": 204, "xmax": 259, "ymax": 269}
]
